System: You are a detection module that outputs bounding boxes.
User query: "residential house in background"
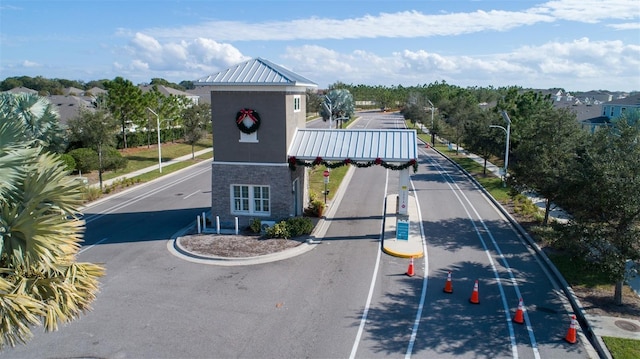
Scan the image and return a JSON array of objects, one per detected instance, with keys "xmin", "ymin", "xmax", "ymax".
[
  {"xmin": 139, "ymin": 84, "xmax": 199, "ymax": 106},
  {"xmin": 601, "ymin": 94, "xmax": 640, "ymax": 120},
  {"xmin": 48, "ymin": 95, "xmax": 95, "ymax": 126}
]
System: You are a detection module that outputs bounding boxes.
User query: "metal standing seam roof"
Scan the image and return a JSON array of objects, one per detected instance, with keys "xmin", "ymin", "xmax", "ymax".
[
  {"xmin": 288, "ymin": 129, "xmax": 418, "ymax": 162},
  {"xmin": 195, "ymin": 57, "xmax": 317, "ymax": 87}
]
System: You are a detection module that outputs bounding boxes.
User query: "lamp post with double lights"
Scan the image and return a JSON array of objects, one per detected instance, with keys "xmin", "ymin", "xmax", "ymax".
[{"xmin": 489, "ymin": 110, "xmax": 511, "ymax": 187}]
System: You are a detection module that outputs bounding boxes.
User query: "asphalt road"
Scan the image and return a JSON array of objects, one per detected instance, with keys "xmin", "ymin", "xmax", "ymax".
[{"xmin": 4, "ymin": 111, "xmax": 594, "ymax": 359}]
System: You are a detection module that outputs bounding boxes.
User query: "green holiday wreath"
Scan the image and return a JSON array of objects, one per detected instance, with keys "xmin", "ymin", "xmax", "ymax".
[{"xmin": 236, "ymin": 108, "xmax": 261, "ymax": 134}]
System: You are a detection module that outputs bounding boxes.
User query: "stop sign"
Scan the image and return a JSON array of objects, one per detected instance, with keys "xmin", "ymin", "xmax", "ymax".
[{"xmin": 323, "ymin": 170, "xmax": 330, "ymax": 177}]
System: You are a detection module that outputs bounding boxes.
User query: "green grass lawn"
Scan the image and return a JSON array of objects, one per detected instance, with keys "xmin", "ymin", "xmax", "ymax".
[
  {"xmin": 308, "ymin": 165, "xmax": 349, "ymax": 202},
  {"xmin": 103, "ymin": 135, "xmax": 213, "ymax": 180},
  {"xmin": 602, "ymin": 336, "xmax": 640, "ymax": 359}
]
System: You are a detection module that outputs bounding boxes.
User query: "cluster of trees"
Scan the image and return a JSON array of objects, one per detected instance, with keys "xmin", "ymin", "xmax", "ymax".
[
  {"xmin": 378, "ymin": 82, "xmax": 638, "ymax": 306},
  {"xmin": 2, "ymin": 77, "xmax": 212, "ymax": 190},
  {"xmin": 315, "ymin": 80, "xmax": 638, "ymax": 305},
  {"xmin": 0, "ymin": 76, "xmax": 196, "ymax": 96}
]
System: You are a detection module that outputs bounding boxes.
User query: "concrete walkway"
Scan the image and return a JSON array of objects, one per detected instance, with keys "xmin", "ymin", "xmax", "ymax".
[{"xmin": 92, "ymin": 148, "xmax": 212, "ymax": 188}]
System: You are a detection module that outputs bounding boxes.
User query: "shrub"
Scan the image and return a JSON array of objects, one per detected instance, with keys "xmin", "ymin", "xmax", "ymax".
[
  {"xmin": 512, "ymin": 193, "xmax": 539, "ymax": 218},
  {"xmin": 249, "ymin": 218, "xmax": 262, "ymax": 233},
  {"xmin": 263, "ymin": 217, "xmax": 314, "ymax": 239},
  {"xmin": 102, "ymin": 146, "xmax": 128, "ymax": 172},
  {"xmin": 80, "ymin": 186, "xmax": 103, "ymax": 202},
  {"xmin": 265, "ymin": 221, "xmax": 291, "ymax": 239},
  {"xmin": 59, "ymin": 153, "xmax": 76, "ymax": 172},
  {"xmin": 68, "ymin": 148, "xmax": 98, "ymax": 173},
  {"xmin": 286, "ymin": 217, "xmax": 314, "ymax": 237}
]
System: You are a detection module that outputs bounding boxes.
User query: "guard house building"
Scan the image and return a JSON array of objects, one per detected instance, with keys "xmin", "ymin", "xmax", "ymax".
[
  {"xmin": 196, "ymin": 58, "xmax": 317, "ymax": 228},
  {"xmin": 196, "ymin": 57, "xmax": 418, "ymax": 231}
]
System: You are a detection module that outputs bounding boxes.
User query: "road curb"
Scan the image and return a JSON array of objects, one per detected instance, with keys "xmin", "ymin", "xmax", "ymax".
[{"xmin": 430, "ymin": 144, "xmax": 609, "ymax": 359}]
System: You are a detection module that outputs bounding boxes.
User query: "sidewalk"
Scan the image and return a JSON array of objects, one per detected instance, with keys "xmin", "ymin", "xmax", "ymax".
[{"xmin": 92, "ymin": 148, "xmax": 212, "ymax": 188}]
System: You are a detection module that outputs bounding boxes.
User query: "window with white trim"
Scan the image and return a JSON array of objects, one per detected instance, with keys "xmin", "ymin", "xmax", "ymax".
[
  {"xmin": 231, "ymin": 185, "xmax": 270, "ymax": 215},
  {"xmin": 293, "ymin": 95, "xmax": 301, "ymax": 112}
]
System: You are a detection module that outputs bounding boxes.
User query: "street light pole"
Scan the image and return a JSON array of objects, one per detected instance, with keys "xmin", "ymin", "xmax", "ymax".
[
  {"xmin": 147, "ymin": 107, "xmax": 162, "ymax": 173},
  {"xmin": 489, "ymin": 110, "xmax": 512, "ymax": 186},
  {"xmin": 427, "ymin": 99, "xmax": 435, "ymax": 146},
  {"xmin": 324, "ymin": 95, "xmax": 333, "ymax": 129},
  {"xmin": 501, "ymin": 110, "xmax": 511, "ymax": 177}
]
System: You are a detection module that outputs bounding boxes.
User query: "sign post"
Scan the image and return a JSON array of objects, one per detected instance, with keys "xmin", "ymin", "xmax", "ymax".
[{"xmin": 323, "ymin": 170, "xmax": 330, "ymax": 204}]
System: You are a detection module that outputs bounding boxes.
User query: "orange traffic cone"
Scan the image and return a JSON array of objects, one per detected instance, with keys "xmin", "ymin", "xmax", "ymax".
[
  {"xmin": 565, "ymin": 315, "xmax": 578, "ymax": 344},
  {"xmin": 443, "ymin": 271, "xmax": 453, "ymax": 293},
  {"xmin": 406, "ymin": 257, "xmax": 415, "ymax": 277},
  {"xmin": 513, "ymin": 298, "xmax": 524, "ymax": 324},
  {"xmin": 469, "ymin": 280, "xmax": 480, "ymax": 304}
]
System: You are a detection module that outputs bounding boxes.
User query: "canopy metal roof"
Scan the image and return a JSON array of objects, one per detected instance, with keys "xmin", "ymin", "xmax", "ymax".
[
  {"xmin": 195, "ymin": 57, "xmax": 317, "ymax": 87},
  {"xmin": 288, "ymin": 129, "xmax": 418, "ymax": 162}
]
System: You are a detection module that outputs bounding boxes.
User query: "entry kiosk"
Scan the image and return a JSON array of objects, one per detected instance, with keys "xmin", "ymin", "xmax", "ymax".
[{"xmin": 396, "ymin": 169, "xmax": 411, "ymax": 240}]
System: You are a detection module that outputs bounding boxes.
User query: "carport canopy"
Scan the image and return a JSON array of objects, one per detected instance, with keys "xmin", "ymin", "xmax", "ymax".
[{"xmin": 287, "ymin": 129, "xmax": 418, "ymax": 163}]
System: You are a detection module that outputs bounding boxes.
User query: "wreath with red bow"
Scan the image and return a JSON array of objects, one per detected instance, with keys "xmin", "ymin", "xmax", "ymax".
[{"xmin": 236, "ymin": 108, "xmax": 261, "ymax": 134}]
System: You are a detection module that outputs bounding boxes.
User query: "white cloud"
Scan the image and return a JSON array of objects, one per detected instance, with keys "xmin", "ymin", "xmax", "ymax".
[
  {"xmin": 608, "ymin": 22, "xmax": 640, "ymax": 30},
  {"xmin": 138, "ymin": 0, "xmax": 638, "ymax": 43},
  {"xmin": 282, "ymin": 36, "xmax": 640, "ymax": 90},
  {"xmin": 22, "ymin": 60, "xmax": 41, "ymax": 68},
  {"xmin": 532, "ymin": 0, "xmax": 639, "ymax": 23},
  {"xmin": 118, "ymin": 33, "xmax": 250, "ymax": 80},
  {"xmin": 143, "ymin": 10, "xmax": 553, "ymax": 42}
]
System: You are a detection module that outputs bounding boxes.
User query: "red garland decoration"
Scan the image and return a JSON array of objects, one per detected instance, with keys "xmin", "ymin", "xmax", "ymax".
[
  {"xmin": 236, "ymin": 108, "xmax": 261, "ymax": 134},
  {"xmin": 288, "ymin": 156, "xmax": 419, "ymax": 173}
]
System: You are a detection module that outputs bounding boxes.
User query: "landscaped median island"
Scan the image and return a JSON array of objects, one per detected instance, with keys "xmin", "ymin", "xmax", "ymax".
[{"xmin": 177, "ymin": 216, "xmax": 319, "ymax": 258}]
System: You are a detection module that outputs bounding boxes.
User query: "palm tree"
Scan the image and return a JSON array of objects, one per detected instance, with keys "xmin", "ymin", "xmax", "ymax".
[
  {"xmin": 0, "ymin": 92, "xmax": 67, "ymax": 153},
  {"xmin": 0, "ymin": 94, "xmax": 104, "ymax": 349}
]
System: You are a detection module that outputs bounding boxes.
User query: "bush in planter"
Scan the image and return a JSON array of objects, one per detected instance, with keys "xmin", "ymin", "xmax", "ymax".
[{"xmin": 310, "ymin": 200, "xmax": 325, "ymax": 217}]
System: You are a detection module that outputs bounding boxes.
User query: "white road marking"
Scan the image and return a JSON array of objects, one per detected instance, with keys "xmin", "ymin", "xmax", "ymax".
[
  {"xmin": 183, "ymin": 190, "xmax": 200, "ymax": 199},
  {"xmin": 405, "ymin": 178, "xmax": 429, "ymax": 358},
  {"xmin": 78, "ymin": 166, "xmax": 210, "ymax": 253},
  {"xmin": 425, "ymin": 151, "xmax": 540, "ymax": 359},
  {"xmin": 83, "ymin": 167, "xmax": 209, "ymax": 224},
  {"xmin": 349, "ymin": 170, "xmax": 389, "ymax": 359},
  {"xmin": 79, "ymin": 237, "xmax": 109, "ymax": 254}
]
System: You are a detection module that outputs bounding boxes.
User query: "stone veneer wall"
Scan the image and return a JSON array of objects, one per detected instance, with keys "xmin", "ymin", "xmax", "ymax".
[{"xmin": 211, "ymin": 162, "xmax": 303, "ymax": 229}]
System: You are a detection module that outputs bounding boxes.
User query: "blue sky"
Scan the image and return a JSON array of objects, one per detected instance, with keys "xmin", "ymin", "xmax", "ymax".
[{"xmin": 1, "ymin": 0, "xmax": 639, "ymax": 91}]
